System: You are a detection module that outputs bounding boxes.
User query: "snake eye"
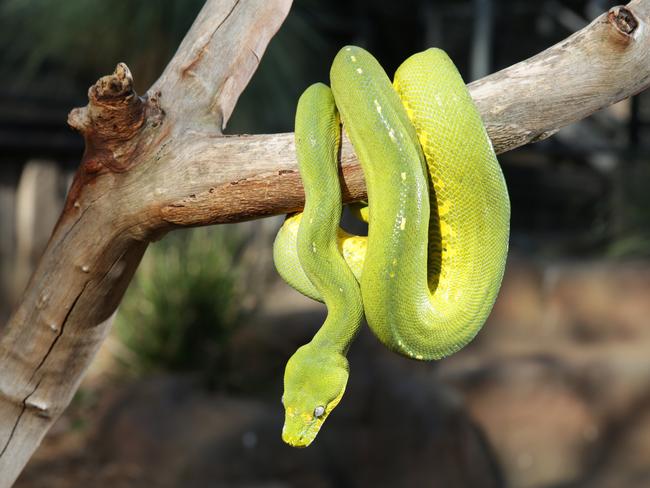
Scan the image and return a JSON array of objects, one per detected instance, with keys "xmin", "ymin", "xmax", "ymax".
[{"xmin": 313, "ymin": 406, "xmax": 325, "ymax": 418}]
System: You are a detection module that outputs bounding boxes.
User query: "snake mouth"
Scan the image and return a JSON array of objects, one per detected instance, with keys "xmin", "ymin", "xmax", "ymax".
[
  {"xmin": 282, "ymin": 413, "xmax": 327, "ymax": 448},
  {"xmin": 282, "ymin": 432, "xmax": 313, "ymax": 448}
]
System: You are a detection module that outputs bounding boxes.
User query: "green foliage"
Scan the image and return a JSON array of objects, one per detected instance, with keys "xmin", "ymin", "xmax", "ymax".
[
  {"xmin": 0, "ymin": 0, "xmax": 204, "ymax": 91},
  {"xmin": 114, "ymin": 226, "xmax": 250, "ymax": 384},
  {"xmin": 608, "ymin": 160, "xmax": 650, "ymax": 258}
]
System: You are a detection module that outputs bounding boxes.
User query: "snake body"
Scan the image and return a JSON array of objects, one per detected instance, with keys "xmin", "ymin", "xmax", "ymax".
[{"xmin": 274, "ymin": 46, "xmax": 510, "ymax": 447}]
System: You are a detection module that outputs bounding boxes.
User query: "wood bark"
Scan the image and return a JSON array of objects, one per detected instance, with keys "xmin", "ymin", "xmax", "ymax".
[{"xmin": 1, "ymin": 0, "xmax": 650, "ymax": 485}]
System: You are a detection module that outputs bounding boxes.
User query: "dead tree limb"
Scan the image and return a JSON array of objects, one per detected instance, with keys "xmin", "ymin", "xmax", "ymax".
[
  {"xmin": 0, "ymin": 0, "xmax": 292, "ymax": 485},
  {"xmin": 157, "ymin": 2, "xmax": 650, "ymax": 225},
  {"xmin": 1, "ymin": 0, "xmax": 649, "ymax": 485}
]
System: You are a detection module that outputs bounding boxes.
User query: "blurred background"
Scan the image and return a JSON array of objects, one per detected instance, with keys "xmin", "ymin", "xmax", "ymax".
[{"xmin": 1, "ymin": 0, "xmax": 650, "ymax": 486}]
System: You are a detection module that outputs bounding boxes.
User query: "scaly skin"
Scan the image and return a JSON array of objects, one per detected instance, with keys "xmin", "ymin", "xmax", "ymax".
[
  {"xmin": 278, "ymin": 84, "xmax": 364, "ymax": 447},
  {"xmin": 274, "ymin": 46, "xmax": 510, "ymax": 446}
]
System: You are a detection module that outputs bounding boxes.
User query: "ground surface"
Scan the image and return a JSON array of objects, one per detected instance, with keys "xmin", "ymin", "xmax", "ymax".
[{"xmin": 15, "ymin": 257, "xmax": 650, "ymax": 488}]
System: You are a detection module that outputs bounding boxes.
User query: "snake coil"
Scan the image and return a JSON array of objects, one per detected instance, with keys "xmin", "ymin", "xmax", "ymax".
[{"xmin": 274, "ymin": 46, "xmax": 510, "ymax": 447}]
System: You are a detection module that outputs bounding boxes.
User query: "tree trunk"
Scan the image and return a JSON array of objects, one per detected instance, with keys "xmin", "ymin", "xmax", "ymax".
[{"xmin": 1, "ymin": 1, "xmax": 650, "ymax": 485}]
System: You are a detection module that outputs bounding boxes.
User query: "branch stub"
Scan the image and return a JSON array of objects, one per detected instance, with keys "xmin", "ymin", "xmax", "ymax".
[{"xmin": 608, "ymin": 6, "xmax": 639, "ymax": 36}]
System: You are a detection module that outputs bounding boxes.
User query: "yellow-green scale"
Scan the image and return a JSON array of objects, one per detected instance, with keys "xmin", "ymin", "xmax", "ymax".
[
  {"xmin": 279, "ymin": 83, "xmax": 363, "ymax": 448},
  {"xmin": 274, "ymin": 45, "xmax": 510, "ymax": 447}
]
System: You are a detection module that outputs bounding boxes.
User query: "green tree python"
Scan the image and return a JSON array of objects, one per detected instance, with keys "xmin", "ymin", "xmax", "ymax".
[{"xmin": 273, "ymin": 46, "xmax": 510, "ymax": 447}]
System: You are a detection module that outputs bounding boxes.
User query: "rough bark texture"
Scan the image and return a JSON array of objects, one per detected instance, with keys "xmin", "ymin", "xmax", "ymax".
[
  {"xmin": 0, "ymin": 0, "xmax": 292, "ymax": 485},
  {"xmin": 158, "ymin": 2, "xmax": 650, "ymax": 226},
  {"xmin": 1, "ymin": 0, "xmax": 649, "ymax": 485}
]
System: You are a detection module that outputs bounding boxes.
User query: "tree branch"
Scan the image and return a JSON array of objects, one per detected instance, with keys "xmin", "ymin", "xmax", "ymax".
[
  {"xmin": 0, "ymin": 0, "xmax": 291, "ymax": 485},
  {"xmin": 1, "ymin": 0, "xmax": 649, "ymax": 485},
  {"xmin": 156, "ymin": 1, "xmax": 650, "ymax": 226},
  {"xmin": 151, "ymin": 0, "xmax": 290, "ymax": 131}
]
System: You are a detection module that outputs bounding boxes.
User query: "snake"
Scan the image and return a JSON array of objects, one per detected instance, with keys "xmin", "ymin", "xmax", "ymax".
[{"xmin": 273, "ymin": 46, "xmax": 510, "ymax": 447}]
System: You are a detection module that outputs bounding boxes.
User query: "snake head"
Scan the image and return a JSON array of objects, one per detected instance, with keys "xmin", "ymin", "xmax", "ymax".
[{"xmin": 281, "ymin": 343, "xmax": 349, "ymax": 447}]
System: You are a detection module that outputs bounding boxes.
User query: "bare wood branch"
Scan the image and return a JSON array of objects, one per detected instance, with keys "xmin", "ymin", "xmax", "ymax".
[
  {"xmin": 0, "ymin": 0, "xmax": 649, "ymax": 485},
  {"xmin": 157, "ymin": 1, "xmax": 650, "ymax": 226},
  {"xmin": 151, "ymin": 0, "xmax": 292, "ymax": 131},
  {"xmin": 470, "ymin": 3, "xmax": 650, "ymax": 152},
  {"xmin": 0, "ymin": 0, "xmax": 291, "ymax": 485}
]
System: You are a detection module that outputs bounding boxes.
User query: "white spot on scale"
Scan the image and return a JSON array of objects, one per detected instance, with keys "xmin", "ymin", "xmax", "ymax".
[
  {"xmin": 400, "ymin": 217, "xmax": 407, "ymax": 230},
  {"xmin": 356, "ymin": 68, "xmax": 363, "ymax": 74},
  {"xmin": 339, "ymin": 287, "xmax": 344, "ymax": 293},
  {"xmin": 312, "ymin": 242, "xmax": 317, "ymax": 253},
  {"xmin": 388, "ymin": 128, "xmax": 396, "ymax": 141},
  {"xmin": 415, "ymin": 354, "xmax": 423, "ymax": 360},
  {"xmin": 400, "ymin": 172, "xmax": 406, "ymax": 181},
  {"xmin": 350, "ymin": 55, "xmax": 357, "ymax": 62}
]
